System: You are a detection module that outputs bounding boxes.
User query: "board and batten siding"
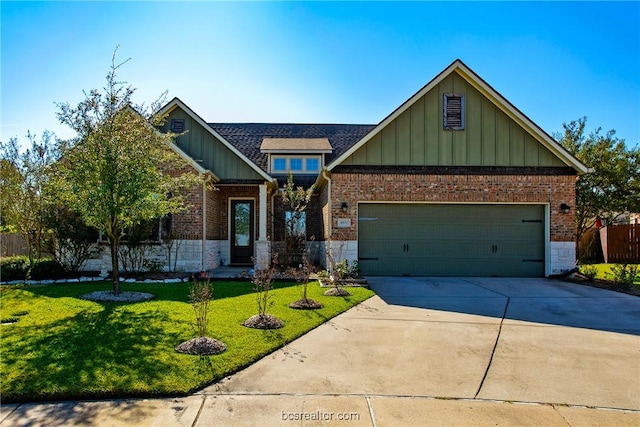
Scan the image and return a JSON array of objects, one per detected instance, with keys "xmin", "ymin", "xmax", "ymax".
[
  {"xmin": 342, "ymin": 71, "xmax": 565, "ymax": 168},
  {"xmin": 163, "ymin": 108, "xmax": 264, "ymax": 181}
]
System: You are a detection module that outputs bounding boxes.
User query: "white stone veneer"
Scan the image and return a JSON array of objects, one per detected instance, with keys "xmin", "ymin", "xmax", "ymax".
[{"xmin": 550, "ymin": 241, "xmax": 577, "ymax": 275}]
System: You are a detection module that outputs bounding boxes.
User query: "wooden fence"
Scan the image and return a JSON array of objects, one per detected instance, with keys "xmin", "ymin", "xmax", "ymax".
[
  {"xmin": 599, "ymin": 224, "xmax": 640, "ymax": 263},
  {"xmin": 578, "ymin": 227, "xmax": 603, "ymax": 263},
  {"xmin": 0, "ymin": 233, "xmax": 28, "ymax": 257}
]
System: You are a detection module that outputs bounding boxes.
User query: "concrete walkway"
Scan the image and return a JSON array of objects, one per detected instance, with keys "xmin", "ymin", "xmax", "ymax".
[{"xmin": 2, "ymin": 278, "xmax": 639, "ymax": 426}]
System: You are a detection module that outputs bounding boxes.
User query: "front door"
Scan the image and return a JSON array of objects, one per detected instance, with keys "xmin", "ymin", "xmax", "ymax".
[{"xmin": 231, "ymin": 200, "xmax": 254, "ymax": 265}]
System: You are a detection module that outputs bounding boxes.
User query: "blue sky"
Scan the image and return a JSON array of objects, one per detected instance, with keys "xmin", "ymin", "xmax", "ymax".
[{"xmin": 2, "ymin": 1, "xmax": 639, "ymax": 147}]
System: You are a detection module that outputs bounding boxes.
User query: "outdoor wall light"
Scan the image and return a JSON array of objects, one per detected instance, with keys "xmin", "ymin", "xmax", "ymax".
[
  {"xmin": 341, "ymin": 202, "xmax": 349, "ymax": 213},
  {"xmin": 560, "ymin": 203, "xmax": 571, "ymax": 214}
]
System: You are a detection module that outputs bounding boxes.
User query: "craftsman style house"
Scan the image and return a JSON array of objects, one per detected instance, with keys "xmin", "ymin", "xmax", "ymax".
[{"xmin": 86, "ymin": 59, "xmax": 589, "ymax": 277}]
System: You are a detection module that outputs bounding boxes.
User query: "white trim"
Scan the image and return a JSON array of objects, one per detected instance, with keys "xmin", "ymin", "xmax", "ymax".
[
  {"xmin": 327, "ymin": 60, "xmax": 590, "ymax": 174},
  {"xmin": 258, "ymin": 185, "xmax": 268, "ymax": 241},
  {"xmin": 157, "ymin": 98, "xmax": 274, "ymax": 181}
]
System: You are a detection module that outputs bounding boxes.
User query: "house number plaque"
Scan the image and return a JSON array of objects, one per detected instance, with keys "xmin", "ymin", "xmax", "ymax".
[{"xmin": 337, "ymin": 219, "xmax": 351, "ymax": 228}]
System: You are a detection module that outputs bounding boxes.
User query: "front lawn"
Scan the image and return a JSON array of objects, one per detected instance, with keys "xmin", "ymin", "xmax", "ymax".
[{"xmin": 0, "ymin": 280, "xmax": 373, "ymax": 403}]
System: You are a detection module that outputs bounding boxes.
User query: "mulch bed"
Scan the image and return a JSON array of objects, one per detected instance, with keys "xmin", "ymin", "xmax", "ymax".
[
  {"xmin": 242, "ymin": 314, "xmax": 284, "ymax": 329},
  {"xmin": 79, "ymin": 291, "xmax": 156, "ymax": 302},
  {"xmin": 175, "ymin": 337, "xmax": 227, "ymax": 355},
  {"xmin": 289, "ymin": 298, "xmax": 324, "ymax": 309},
  {"xmin": 564, "ymin": 274, "xmax": 640, "ymax": 297},
  {"xmin": 323, "ymin": 287, "xmax": 352, "ymax": 297}
]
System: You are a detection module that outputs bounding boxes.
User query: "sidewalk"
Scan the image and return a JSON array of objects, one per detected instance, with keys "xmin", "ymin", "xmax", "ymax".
[{"xmin": 2, "ymin": 394, "xmax": 638, "ymax": 426}]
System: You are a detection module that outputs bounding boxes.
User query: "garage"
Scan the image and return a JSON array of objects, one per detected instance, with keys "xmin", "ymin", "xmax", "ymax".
[{"xmin": 357, "ymin": 203, "xmax": 546, "ymax": 277}]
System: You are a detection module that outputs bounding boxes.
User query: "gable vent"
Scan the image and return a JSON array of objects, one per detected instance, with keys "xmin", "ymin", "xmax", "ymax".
[
  {"xmin": 443, "ymin": 94, "xmax": 465, "ymax": 130},
  {"xmin": 170, "ymin": 119, "xmax": 185, "ymax": 133}
]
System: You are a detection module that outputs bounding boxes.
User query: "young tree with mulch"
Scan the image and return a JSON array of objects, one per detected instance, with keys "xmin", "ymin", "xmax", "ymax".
[
  {"xmin": 288, "ymin": 240, "xmax": 323, "ymax": 309},
  {"xmin": 176, "ymin": 280, "xmax": 226, "ymax": 356},
  {"xmin": 243, "ymin": 254, "xmax": 284, "ymax": 329}
]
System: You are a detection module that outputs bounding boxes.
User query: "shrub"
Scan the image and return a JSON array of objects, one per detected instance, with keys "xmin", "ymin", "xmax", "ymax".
[
  {"xmin": 189, "ymin": 280, "xmax": 213, "ymax": 337},
  {"xmin": 0, "ymin": 256, "xmax": 30, "ymax": 282},
  {"xmin": 29, "ymin": 258, "xmax": 67, "ymax": 280},
  {"xmin": 579, "ymin": 264, "xmax": 598, "ymax": 280},
  {"xmin": 607, "ymin": 264, "xmax": 639, "ymax": 290},
  {"xmin": 335, "ymin": 259, "xmax": 360, "ymax": 279}
]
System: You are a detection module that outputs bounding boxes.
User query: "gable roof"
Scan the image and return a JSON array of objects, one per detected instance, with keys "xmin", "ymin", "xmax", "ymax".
[
  {"xmin": 208, "ymin": 123, "xmax": 376, "ymax": 173},
  {"xmin": 327, "ymin": 59, "xmax": 591, "ymax": 174},
  {"xmin": 157, "ymin": 98, "xmax": 274, "ymax": 182}
]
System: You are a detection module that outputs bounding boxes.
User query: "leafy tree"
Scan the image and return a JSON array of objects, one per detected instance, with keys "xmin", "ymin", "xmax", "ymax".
[
  {"xmin": 281, "ymin": 173, "xmax": 314, "ymax": 263},
  {"xmin": 55, "ymin": 47, "xmax": 198, "ymax": 293},
  {"xmin": 556, "ymin": 117, "xmax": 640, "ymax": 248},
  {"xmin": 0, "ymin": 132, "xmax": 59, "ymax": 265}
]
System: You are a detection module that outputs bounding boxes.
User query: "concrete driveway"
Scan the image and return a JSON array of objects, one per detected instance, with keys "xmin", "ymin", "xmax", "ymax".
[
  {"xmin": 202, "ymin": 277, "xmax": 640, "ymax": 424},
  {"xmin": 3, "ymin": 278, "xmax": 639, "ymax": 426}
]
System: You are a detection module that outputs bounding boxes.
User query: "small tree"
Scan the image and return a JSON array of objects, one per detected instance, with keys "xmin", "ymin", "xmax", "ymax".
[
  {"xmin": 322, "ymin": 240, "xmax": 352, "ymax": 297},
  {"xmin": 281, "ymin": 174, "xmax": 314, "ymax": 265},
  {"xmin": 175, "ymin": 278, "xmax": 226, "ymax": 355},
  {"xmin": 190, "ymin": 280, "xmax": 214, "ymax": 338},
  {"xmin": 288, "ymin": 238, "xmax": 323, "ymax": 309},
  {"xmin": 0, "ymin": 132, "xmax": 59, "ymax": 265},
  {"xmin": 243, "ymin": 254, "xmax": 284, "ymax": 329},
  {"xmin": 55, "ymin": 47, "xmax": 198, "ymax": 294}
]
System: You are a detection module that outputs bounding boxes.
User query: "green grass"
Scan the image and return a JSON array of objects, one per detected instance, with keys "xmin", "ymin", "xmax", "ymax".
[
  {"xmin": 0, "ymin": 280, "xmax": 374, "ymax": 403},
  {"xmin": 581, "ymin": 263, "xmax": 640, "ymax": 284}
]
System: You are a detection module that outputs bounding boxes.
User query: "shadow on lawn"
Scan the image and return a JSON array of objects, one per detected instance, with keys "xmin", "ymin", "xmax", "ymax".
[
  {"xmin": 1, "ymin": 303, "xmax": 191, "ymax": 403},
  {"xmin": 20, "ymin": 280, "xmax": 299, "ymax": 304}
]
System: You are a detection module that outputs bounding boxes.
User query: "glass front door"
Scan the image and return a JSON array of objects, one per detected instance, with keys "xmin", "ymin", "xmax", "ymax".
[{"xmin": 231, "ymin": 200, "xmax": 254, "ymax": 265}]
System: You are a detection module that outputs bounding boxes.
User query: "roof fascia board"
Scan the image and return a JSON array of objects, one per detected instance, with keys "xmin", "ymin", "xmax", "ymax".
[
  {"xmin": 328, "ymin": 60, "xmax": 590, "ymax": 174},
  {"xmin": 157, "ymin": 98, "xmax": 274, "ymax": 182}
]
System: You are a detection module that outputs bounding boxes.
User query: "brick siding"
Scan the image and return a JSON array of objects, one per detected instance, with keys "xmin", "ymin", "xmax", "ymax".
[{"xmin": 329, "ymin": 173, "xmax": 576, "ymax": 242}]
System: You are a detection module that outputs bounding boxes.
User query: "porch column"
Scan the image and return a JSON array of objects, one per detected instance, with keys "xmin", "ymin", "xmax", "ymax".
[
  {"xmin": 254, "ymin": 183, "xmax": 271, "ymax": 268},
  {"xmin": 259, "ymin": 184, "xmax": 268, "ymax": 241}
]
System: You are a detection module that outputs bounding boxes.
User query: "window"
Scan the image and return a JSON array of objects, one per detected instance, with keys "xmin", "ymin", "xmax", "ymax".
[
  {"xmin": 306, "ymin": 157, "xmax": 319, "ymax": 172},
  {"xmin": 273, "ymin": 157, "xmax": 287, "ymax": 171},
  {"xmin": 170, "ymin": 119, "xmax": 185, "ymax": 133},
  {"xmin": 270, "ymin": 155, "xmax": 322, "ymax": 173},
  {"xmin": 290, "ymin": 158, "xmax": 303, "ymax": 171},
  {"xmin": 285, "ymin": 211, "xmax": 306, "ymax": 238},
  {"xmin": 443, "ymin": 94, "xmax": 465, "ymax": 130}
]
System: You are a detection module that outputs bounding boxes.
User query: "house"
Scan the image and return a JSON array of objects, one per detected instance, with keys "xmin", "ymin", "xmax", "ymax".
[{"xmin": 86, "ymin": 59, "xmax": 590, "ymax": 277}]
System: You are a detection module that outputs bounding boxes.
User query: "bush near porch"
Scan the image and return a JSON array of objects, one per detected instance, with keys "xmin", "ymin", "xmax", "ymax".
[{"xmin": 0, "ymin": 280, "xmax": 373, "ymax": 403}]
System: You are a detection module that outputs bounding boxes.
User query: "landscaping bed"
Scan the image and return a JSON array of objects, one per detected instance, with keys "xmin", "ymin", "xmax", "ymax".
[
  {"xmin": 0, "ymin": 280, "xmax": 374, "ymax": 403},
  {"xmin": 567, "ymin": 263, "xmax": 640, "ymax": 297}
]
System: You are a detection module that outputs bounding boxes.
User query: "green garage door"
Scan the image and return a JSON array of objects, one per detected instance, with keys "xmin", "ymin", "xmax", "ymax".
[{"xmin": 358, "ymin": 204, "xmax": 545, "ymax": 277}]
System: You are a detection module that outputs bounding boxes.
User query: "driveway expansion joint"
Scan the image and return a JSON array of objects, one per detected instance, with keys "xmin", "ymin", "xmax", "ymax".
[
  {"xmin": 474, "ymin": 296, "xmax": 510, "ymax": 398},
  {"xmin": 365, "ymin": 396, "xmax": 377, "ymax": 427}
]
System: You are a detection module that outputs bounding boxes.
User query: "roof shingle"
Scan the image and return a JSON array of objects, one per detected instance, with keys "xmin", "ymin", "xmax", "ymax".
[{"xmin": 208, "ymin": 123, "xmax": 376, "ymax": 173}]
